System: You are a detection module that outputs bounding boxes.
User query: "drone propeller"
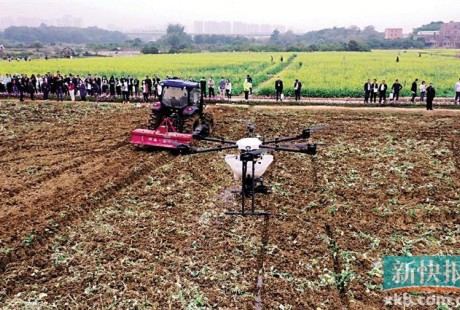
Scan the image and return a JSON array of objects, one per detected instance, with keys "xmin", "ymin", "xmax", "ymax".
[
  {"xmin": 294, "ymin": 142, "xmax": 326, "ymax": 148},
  {"xmin": 301, "ymin": 125, "xmax": 327, "ymax": 139},
  {"xmin": 308, "ymin": 125, "xmax": 328, "ymax": 132}
]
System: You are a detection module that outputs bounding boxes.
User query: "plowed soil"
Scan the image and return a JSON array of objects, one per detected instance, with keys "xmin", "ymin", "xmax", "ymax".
[{"xmin": 0, "ymin": 101, "xmax": 459, "ymax": 309}]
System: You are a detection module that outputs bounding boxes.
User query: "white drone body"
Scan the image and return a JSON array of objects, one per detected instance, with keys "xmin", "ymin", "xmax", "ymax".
[{"xmin": 225, "ymin": 137, "xmax": 274, "ymax": 180}]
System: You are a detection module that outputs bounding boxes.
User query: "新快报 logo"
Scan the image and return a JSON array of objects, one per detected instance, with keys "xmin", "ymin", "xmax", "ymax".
[{"xmin": 383, "ymin": 256, "xmax": 460, "ymax": 293}]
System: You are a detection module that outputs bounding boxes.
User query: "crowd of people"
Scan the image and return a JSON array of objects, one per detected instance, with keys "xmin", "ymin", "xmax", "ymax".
[
  {"xmin": 0, "ymin": 72, "xmax": 164, "ymax": 103},
  {"xmin": 1, "ymin": 71, "xmax": 459, "ymax": 109},
  {"xmin": 199, "ymin": 76, "xmax": 251, "ymax": 100},
  {"xmin": 363, "ymin": 77, "xmax": 460, "ymax": 110}
]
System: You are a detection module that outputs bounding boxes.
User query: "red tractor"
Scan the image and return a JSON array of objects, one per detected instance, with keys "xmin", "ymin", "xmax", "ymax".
[{"xmin": 131, "ymin": 78, "xmax": 213, "ymax": 149}]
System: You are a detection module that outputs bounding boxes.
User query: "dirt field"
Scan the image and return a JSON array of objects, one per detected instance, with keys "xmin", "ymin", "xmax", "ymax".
[{"xmin": 0, "ymin": 101, "xmax": 459, "ymax": 309}]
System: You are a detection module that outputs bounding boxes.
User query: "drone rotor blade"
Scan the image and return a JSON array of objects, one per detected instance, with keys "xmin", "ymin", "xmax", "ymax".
[
  {"xmin": 295, "ymin": 142, "xmax": 326, "ymax": 148},
  {"xmin": 308, "ymin": 125, "xmax": 327, "ymax": 131}
]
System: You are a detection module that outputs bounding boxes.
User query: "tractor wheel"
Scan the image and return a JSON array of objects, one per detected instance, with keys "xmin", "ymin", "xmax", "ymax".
[
  {"xmin": 148, "ymin": 111, "xmax": 163, "ymax": 130},
  {"xmin": 182, "ymin": 113, "xmax": 201, "ymax": 134},
  {"xmin": 202, "ymin": 112, "xmax": 214, "ymax": 135}
]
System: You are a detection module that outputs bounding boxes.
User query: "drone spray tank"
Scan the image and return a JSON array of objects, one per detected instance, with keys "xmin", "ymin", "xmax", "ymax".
[{"xmin": 225, "ymin": 138, "xmax": 273, "ymax": 181}]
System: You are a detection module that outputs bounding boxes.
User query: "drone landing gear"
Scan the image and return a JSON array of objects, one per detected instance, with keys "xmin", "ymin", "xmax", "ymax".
[{"xmin": 225, "ymin": 153, "xmax": 271, "ymax": 216}]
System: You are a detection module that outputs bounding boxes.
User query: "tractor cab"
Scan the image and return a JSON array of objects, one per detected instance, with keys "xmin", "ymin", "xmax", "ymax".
[{"xmin": 160, "ymin": 79, "xmax": 201, "ymax": 110}]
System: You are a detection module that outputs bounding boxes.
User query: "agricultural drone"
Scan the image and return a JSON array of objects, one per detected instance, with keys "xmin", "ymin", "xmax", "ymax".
[{"xmin": 175, "ymin": 123, "xmax": 324, "ymax": 216}]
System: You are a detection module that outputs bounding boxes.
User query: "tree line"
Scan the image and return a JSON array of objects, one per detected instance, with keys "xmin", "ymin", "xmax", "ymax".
[
  {"xmin": 141, "ymin": 24, "xmax": 429, "ymax": 54},
  {"xmin": 0, "ymin": 21, "xmax": 442, "ymax": 54},
  {"xmin": 2, "ymin": 24, "xmax": 128, "ymax": 44}
]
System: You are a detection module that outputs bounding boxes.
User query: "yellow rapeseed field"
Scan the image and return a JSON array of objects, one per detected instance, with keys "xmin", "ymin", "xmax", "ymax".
[{"xmin": 1, "ymin": 50, "xmax": 458, "ymax": 97}]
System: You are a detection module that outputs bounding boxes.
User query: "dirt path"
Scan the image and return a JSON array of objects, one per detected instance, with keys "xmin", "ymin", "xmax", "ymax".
[{"xmin": 217, "ymin": 103, "xmax": 460, "ymax": 114}]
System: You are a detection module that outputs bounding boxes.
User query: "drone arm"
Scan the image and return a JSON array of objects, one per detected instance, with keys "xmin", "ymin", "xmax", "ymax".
[
  {"xmin": 263, "ymin": 126, "xmax": 326, "ymax": 145},
  {"xmin": 261, "ymin": 144, "xmax": 317, "ymax": 155},
  {"xmin": 185, "ymin": 144, "xmax": 238, "ymax": 154},
  {"xmin": 262, "ymin": 134, "xmax": 305, "ymax": 145},
  {"xmin": 195, "ymin": 136, "xmax": 237, "ymax": 145}
]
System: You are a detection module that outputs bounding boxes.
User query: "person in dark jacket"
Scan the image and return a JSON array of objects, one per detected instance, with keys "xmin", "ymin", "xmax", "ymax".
[
  {"xmin": 363, "ymin": 78, "xmax": 372, "ymax": 103},
  {"xmin": 378, "ymin": 79, "xmax": 388, "ymax": 104},
  {"xmin": 55, "ymin": 75, "xmax": 64, "ymax": 101},
  {"xmin": 28, "ymin": 79, "xmax": 35, "ymax": 100},
  {"xmin": 410, "ymin": 78, "xmax": 418, "ymax": 103},
  {"xmin": 391, "ymin": 79, "xmax": 403, "ymax": 102},
  {"xmin": 199, "ymin": 77, "xmax": 207, "ymax": 98},
  {"xmin": 79, "ymin": 80, "xmax": 87, "ymax": 101},
  {"xmin": 370, "ymin": 78, "xmax": 378, "ymax": 103},
  {"xmin": 426, "ymin": 83, "xmax": 435, "ymax": 110},
  {"xmin": 109, "ymin": 76, "xmax": 116, "ymax": 96},
  {"xmin": 275, "ymin": 77, "xmax": 283, "ymax": 101},
  {"xmin": 19, "ymin": 75, "xmax": 26, "ymax": 102},
  {"xmin": 145, "ymin": 75, "xmax": 152, "ymax": 97},
  {"xmin": 42, "ymin": 79, "xmax": 49, "ymax": 101},
  {"xmin": 294, "ymin": 79, "xmax": 302, "ymax": 101},
  {"xmin": 133, "ymin": 77, "xmax": 139, "ymax": 98}
]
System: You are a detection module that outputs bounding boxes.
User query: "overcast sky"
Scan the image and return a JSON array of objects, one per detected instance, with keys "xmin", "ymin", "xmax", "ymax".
[{"xmin": 1, "ymin": 0, "xmax": 459, "ymax": 32}]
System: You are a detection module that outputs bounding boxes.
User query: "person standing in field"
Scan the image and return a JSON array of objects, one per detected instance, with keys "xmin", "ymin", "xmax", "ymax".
[
  {"xmin": 79, "ymin": 79, "xmax": 87, "ymax": 102},
  {"xmin": 419, "ymin": 81, "xmax": 426, "ymax": 102},
  {"xmin": 225, "ymin": 79, "xmax": 232, "ymax": 100},
  {"xmin": 243, "ymin": 78, "xmax": 251, "ymax": 100},
  {"xmin": 391, "ymin": 79, "xmax": 403, "ymax": 102},
  {"xmin": 27, "ymin": 79, "xmax": 35, "ymax": 100},
  {"xmin": 370, "ymin": 78, "xmax": 378, "ymax": 103},
  {"xmin": 294, "ymin": 79, "xmax": 302, "ymax": 101},
  {"xmin": 208, "ymin": 77, "xmax": 215, "ymax": 98},
  {"xmin": 200, "ymin": 76, "xmax": 207, "ymax": 98},
  {"xmin": 454, "ymin": 78, "xmax": 460, "ymax": 104},
  {"xmin": 410, "ymin": 78, "xmax": 418, "ymax": 103},
  {"xmin": 363, "ymin": 78, "xmax": 372, "ymax": 103},
  {"xmin": 92, "ymin": 80, "xmax": 100, "ymax": 103},
  {"xmin": 0, "ymin": 74, "xmax": 4, "ymax": 93},
  {"xmin": 145, "ymin": 76, "xmax": 152, "ymax": 98},
  {"xmin": 55, "ymin": 75, "xmax": 64, "ymax": 102},
  {"xmin": 133, "ymin": 77, "xmax": 139, "ymax": 98},
  {"xmin": 102, "ymin": 75, "xmax": 108, "ymax": 95},
  {"xmin": 378, "ymin": 79, "xmax": 388, "ymax": 104},
  {"xmin": 142, "ymin": 80, "xmax": 149, "ymax": 102},
  {"xmin": 219, "ymin": 77, "xmax": 226, "ymax": 98},
  {"xmin": 41, "ymin": 78, "xmax": 49, "ymax": 101},
  {"xmin": 426, "ymin": 83, "xmax": 435, "ymax": 110},
  {"xmin": 275, "ymin": 77, "xmax": 283, "ymax": 101},
  {"xmin": 94, "ymin": 74, "xmax": 102, "ymax": 96},
  {"xmin": 116, "ymin": 78, "xmax": 122, "ymax": 97},
  {"xmin": 122, "ymin": 79, "xmax": 129, "ymax": 103},
  {"xmin": 4, "ymin": 74, "xmax": 11, "ymax": 94},
  {"xmin": 126, "ymin": 75, "xmax": 132, "ymax": 98},
  {"xmin": 68, "ymin": 80, "xmax": 75, "ymax": 101},
  {"xmin": 247, "ymin": 75, "xmax": 253, "ymax": 94},
  {"xmin": 109, "ymin": 76, "xmax": 115, "ymax": 97}
]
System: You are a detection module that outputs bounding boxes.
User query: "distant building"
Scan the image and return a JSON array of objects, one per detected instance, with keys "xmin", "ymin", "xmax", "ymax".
[
  {"xmin": 415, "ymin": 30, "xmax": 440, "ymax": 46},
  {"xmin": 194, "ymin": 21, "xmax": 204, "ymax": 34},
  {"xmin": 435, "ymin": 21, "xmax": 460, "ymax": 48},
  {"xmin": 385, "ymin": 28, "xmax": 403, "ymax": 39},
  {"xmin": 233, "ymin": 22, "xmax": 248, "ymax": 35},
  {"xmin": 192, "ymin": 20, "xmax": 285, "ymax": 35}
]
